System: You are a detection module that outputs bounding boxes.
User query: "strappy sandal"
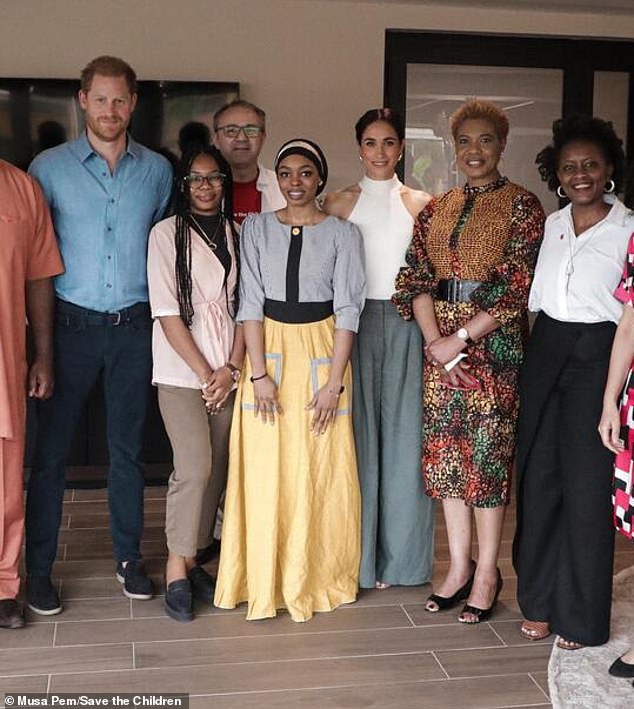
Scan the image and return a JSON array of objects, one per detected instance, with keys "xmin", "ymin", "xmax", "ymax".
[
  {"xmin": 520, "ymin": 620, "xmax": 551, "ymax": 641},
  {"xmin": 458, "ymin": 568, "xmax": 503, "ymax": 624},
  {"xmin": 556, "ymin": 636, "xmax": 584, "ymax": 650}
]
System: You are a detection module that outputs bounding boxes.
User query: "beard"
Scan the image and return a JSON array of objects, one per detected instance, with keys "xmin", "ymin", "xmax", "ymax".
[{"xmin": 85, "ymin": 114, "xmax": 129, "ymax": 143}]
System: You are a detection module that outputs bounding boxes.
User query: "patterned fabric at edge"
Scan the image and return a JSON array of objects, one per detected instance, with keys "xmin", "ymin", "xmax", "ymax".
[
  {"xmin": 613, "ymin": 234, "xmax": 634, "ymax": 540},
  {"xmin": 393, "ymin": 178, "xmax": 545, "ymax": 507},
  {"xmin": 214, "ymin": 316, "xmax": 361, "ymax": 621}
]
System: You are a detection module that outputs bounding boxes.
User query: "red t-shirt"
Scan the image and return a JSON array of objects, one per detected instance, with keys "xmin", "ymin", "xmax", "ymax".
[{"xmin": 233, "ymin": 179, "xmax": 262, "ymax": 225}]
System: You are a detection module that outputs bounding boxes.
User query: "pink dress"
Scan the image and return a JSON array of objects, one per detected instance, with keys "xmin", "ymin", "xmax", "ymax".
[{"xmin": 613, "ymin": 233, "xmax": 634, "ymax": 540}]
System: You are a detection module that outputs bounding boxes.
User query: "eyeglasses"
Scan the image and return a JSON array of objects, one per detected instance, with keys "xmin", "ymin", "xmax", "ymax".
[
  {"xmin": 215, "ymin": 124, "xmax": 263, "ymax": 139},
  {"xmin": 184, "ymin": 173, "xmax": 226, "ymax": 188}
]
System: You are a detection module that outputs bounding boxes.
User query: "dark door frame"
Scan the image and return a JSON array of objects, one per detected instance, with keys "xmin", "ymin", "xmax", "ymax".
[{"xmin": 384, "ymin": 30, "xmax": 634, "ymax": 159}]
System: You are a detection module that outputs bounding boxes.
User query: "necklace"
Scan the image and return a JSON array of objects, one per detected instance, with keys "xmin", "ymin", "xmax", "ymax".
[{"xmin": 189, "ymin": 213, "xmax": 223, "ymax": 251}]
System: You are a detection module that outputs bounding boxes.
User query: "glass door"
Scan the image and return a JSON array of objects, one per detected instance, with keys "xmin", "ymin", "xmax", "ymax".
[{"xmin": 385, "ymin": 31, "xmax": 634, "ymax": 206}]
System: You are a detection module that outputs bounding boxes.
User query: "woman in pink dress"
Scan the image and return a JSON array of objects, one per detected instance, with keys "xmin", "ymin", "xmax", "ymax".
[{"xmin": 598, "ymin": 233, "xmax": 634, "ymax": 680}]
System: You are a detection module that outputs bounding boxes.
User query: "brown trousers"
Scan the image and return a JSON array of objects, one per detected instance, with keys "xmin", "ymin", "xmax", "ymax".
[{"xmin": 158, "ymin": 385, "xmax": 234, "ymax": 558}]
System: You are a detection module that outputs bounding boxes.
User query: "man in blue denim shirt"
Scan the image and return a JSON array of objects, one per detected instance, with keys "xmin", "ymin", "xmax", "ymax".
[{"xmin": 26, "ymin": 56, "xmax": 172, "ymax": 614}]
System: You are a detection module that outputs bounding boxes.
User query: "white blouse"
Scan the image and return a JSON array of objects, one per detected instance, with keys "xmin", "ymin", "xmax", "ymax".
[
  {"xmin": 347, "ymin": 174, "xmax": 414, "ymax": 300},
  {"xmin": 147, "ymin": 216, "xmax": 237, "ymax": 388},
  {"xmin": 528, "ymin": 196, "xmax": 634, "ymax": 324}
]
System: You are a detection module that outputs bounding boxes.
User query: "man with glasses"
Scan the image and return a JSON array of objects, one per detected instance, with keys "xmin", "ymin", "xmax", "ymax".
[
  {"xmin": 25, "ymin": 56, "xmax": 172, "ymax": 615},
  {"xmin": 212, "ymin": 100, "xmax": 285, "ymax": 224}
]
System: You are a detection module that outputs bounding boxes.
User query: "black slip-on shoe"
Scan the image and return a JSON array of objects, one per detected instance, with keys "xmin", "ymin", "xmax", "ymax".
[
  {"xmin": 187, "ymin": 565, "xmax": 216, "ymax": 604},
  {"xmin": 26, "ymin": 576, "xmax": 62, "ymax": 616},
  {"xmin": 165, "ymin": 578, "xmax": 193, "ymax": 622},
  {"xmin": 194, "ymin": 539, "xmax": 221, "ymax": 566},
  {"xmin": 0, "ymin": 599, "xmax": 25, "ymax": 629},
  {"xmin": 116, "ymin": 560, "xmax": 154, "ymax": 600}
]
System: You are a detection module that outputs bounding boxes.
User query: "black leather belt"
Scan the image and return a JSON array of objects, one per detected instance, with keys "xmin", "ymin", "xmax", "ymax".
[
  {"xmin": 55, "ymin": 299, "xmax": 150, "ymax": 327},
  {"xmin": 264, "ymin": 298, "xmax": 333, "ymax": 324},
  {"xmin": 436, "ymin": 278, "xmax": 483, "ymax": 304}
]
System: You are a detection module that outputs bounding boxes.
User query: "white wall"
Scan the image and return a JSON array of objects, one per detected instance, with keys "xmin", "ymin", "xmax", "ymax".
[{"xmin": 1, "ymin": 0, "xmax": 633, "ymax": 186}]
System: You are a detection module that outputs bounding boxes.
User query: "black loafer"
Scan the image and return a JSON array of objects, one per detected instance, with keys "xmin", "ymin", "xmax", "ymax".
[
  {"xmin": 164, "ymin": 578, "xmax": 193, "ymax": 622},
  {"xmin": 187, "ymin": 566, "xmax": 216, "ymax": 604},
  {"xmin": 194, "ymin": 539, "xmax": 221, "ymax": 566},
  {"xmin": 0, "ymin": 599, "xmax": 25, "ymax": 629},
  {"xmin": 27, "ymin": 575, "xmax": 62, "ymax": 616},
  {"xmin": 609, "ymin": 656, "xmax": 634, "ymax": 678}
]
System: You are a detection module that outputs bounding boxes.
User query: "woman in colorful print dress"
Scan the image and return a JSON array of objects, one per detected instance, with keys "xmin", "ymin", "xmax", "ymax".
[
  {"xmin": 599, "ymin": 233, "xmax": 634, "ymax": 676},
  {"xmin": 393, "ymin": 99, "xmax": 544, "ymax": 623},
  {"xmin": 515, "ymin": 115, "xmax": 633, "ymax": 650}
]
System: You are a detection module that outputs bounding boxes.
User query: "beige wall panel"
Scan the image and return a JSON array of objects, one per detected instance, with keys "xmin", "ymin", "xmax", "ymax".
[{"xmin": 1, "ymin": 0, "xmax": 633, "ymax": 187}]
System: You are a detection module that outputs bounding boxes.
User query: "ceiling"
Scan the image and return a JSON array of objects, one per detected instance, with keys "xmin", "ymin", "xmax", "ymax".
[{"xmin": 321, "ymin": 0, "xmax": 634, "ymax": 14}]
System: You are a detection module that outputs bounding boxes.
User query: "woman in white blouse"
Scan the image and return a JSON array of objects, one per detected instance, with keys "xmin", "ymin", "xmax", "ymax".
[
  {"xmin": 323, "ymin": 108, "xmax": 434, "ymax": 591},
  {"xmin": 513, "ymin": 115, "xmax": 633, "ymax": 649},
  {"xmin": 147, "ymin": 146, "xmax": 244, "ymax": 622}
]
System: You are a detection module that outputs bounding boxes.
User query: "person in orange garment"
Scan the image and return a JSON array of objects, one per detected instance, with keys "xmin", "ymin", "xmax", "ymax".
[{"xmin": 0, "ymin": 158, "xmax": 63, "ymax": 629}]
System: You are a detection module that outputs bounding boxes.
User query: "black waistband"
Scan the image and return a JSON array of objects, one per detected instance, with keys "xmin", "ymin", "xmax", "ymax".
[
  {"xmin": 264, "ymin": 299, "xmax": 333, "ymax": 324},
  {"xmin": 55, "ymin": 299, "xmax": 150, "ymax": 327},
  {"xmin": 436, "ymin": 278, "xmax": 484, "ymax": 303},
  {"xmin": 537, "ymin": 311, "xmax": 617, "ymax": 332}
]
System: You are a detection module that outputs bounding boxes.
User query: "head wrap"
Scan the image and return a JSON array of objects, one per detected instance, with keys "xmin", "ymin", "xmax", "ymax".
[{"xmin": 274, "ymin": 138, "xmax": 328, "ymax": 195}]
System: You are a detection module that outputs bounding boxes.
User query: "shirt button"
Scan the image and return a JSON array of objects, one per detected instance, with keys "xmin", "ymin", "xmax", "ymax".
[
  {"xmin": 107, "ymin": 227, "xmax": 112, "ymax": 232},
  {"xmin": 102, "ymin": 172, "xmax": 107, "ymax": 177},
  {"xmin": 292, "ymin": 227, "xmax": 301, "ymax": 236},
  {"xmin": 110, "ymin": 198, "xmax": 115, "ymax": 203},
  {"xmin": 106, "ymin": 284, "xmax": 112, "ymax": 288},
  {"xmin": 107, "ymin": 256, "xmax": 112, "ymax": 260}
]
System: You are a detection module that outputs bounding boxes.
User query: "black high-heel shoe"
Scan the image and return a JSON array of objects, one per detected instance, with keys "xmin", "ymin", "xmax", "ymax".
[
  {"xmin": 609, "ymin": 655, "xmax": 634, "ymax": 678},
  {"xmin": 458, "ymin": 568, "xmax": 503, "ymax": 624},
  {"xmin": 425, "ymin": 560, "xmax": 476, "ymax": 613}
]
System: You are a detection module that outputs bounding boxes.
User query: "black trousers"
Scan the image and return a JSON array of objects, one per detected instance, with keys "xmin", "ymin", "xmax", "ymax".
[{"xmin": 513, "ymin": 313, "xmax": 616, "ymax": 646}]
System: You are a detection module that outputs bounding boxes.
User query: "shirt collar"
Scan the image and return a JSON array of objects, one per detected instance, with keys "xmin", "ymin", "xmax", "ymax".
[
  {"xmin": 555, "ymin": 195, "xmax": 632, "ymax": 230},
  {"xmin": 72, "ymin": 131, "xmax": 140, "ymax": 163},
  {"xmin": 255, "ymin": 163, "xmax": 269, "ymax": 190}
]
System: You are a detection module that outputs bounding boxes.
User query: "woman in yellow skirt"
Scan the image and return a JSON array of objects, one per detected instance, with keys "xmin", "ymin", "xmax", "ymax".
[{"xmin": 214, "ymin": 139, "xmax": 366, "ymax": 621}]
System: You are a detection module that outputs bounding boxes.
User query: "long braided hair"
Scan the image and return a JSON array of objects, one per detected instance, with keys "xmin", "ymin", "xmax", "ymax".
[{"xmin": 174, "ymin": 145, "xmax": 239, "ymax": 328}]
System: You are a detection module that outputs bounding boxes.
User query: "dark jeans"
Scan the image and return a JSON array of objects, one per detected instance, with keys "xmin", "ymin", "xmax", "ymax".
[{"xmin": 26, "ymin": 300, "xmax": 152, "ymax": 576}]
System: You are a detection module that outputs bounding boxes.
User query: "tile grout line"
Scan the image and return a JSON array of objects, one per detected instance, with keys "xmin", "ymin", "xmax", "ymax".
[
  {"xmin": 527, "ymin": 671, "xmax": 551, "ymax": 702},
  {"xmin": 430, "ymin": 650, "xmax": 451, "ymax": 679},
  {"xmin": 399, "ymin": 603, "xmax": 417, "ymax": 627},
  {"xmin": 487, "ymin": 620, "xmax": 508, "ymax": 645}
]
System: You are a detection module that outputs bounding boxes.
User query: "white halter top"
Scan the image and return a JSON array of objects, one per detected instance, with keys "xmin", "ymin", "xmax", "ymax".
[{"xmin": 348, "ymin": 174, "xmax": 414, "ymax": 300}]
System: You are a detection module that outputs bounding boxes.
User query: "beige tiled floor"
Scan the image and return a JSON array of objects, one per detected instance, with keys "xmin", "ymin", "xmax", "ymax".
[{"xmin": 2, "ymin": 484, "xmax": 632, "ymax": 708}]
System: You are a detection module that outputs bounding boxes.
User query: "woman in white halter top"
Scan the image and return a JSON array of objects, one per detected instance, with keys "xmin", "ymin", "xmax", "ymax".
[{"xmin": 323, "ymin": 108, "xmax": 435, "ymax": 589}]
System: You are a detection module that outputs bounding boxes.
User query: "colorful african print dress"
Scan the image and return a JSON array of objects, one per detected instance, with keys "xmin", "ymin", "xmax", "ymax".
[
  {"xmin": 393, "ymin": 178, "xmax": 545, "ymax": 507},
  {"xmin": 613, "ymin": 234, "xmax": 634, "ymax": 540}
]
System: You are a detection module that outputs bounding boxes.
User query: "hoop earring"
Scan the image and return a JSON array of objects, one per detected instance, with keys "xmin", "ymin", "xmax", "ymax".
[
  {"xmin": 604, "ymin": 179, "xmax": 616, "ymax": 194},
  {"xmin": 556, "ymin": 185, "xmax": 566, "ymax": 199},
  {"xmin": 398, "ymin": 153, "xmax": 403, "ymax": 162}
]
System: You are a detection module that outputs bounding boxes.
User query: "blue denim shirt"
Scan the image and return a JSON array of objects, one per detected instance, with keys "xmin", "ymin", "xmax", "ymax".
[{"xmin": 29, "ymin": 132, "xmax": 173, "ymax": 312}]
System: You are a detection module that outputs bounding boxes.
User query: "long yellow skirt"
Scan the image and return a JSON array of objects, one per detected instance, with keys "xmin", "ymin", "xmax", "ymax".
[{"xmin": 214, "ymin": 316, "xmax": 361, "ymax": 622}]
